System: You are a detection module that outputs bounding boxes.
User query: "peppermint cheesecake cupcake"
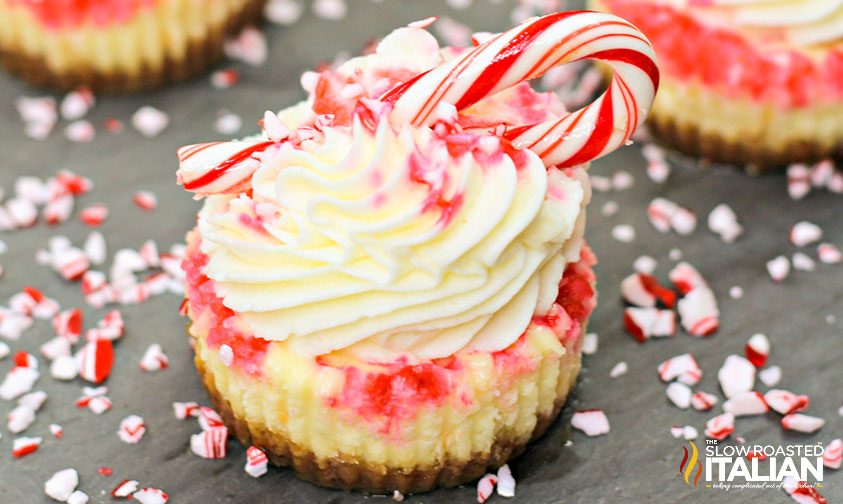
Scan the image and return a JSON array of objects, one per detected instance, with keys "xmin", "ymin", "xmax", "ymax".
[
  {"xmin": 592, "ymin": 0, "xmax": 843, "ymax": 169},
  {"xmin": 178, "ymin": 12, "xmax": 658, "ymax": 493},
  {"xmin": 0, "ymin": 0, "xmax": 265, "ymax": 92}
]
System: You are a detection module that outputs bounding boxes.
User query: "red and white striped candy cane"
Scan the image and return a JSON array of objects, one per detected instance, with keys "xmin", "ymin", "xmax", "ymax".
[
  {"xmin": 177, "ymin": 141, "xmax": 273, "ymax": 197},
  {"xmin": 382, "ymin": 10, "xmax": 659, "ymax": 168}
]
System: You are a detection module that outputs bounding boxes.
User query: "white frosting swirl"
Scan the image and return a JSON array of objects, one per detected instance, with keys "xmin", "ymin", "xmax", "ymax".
[
  {"xmin": 197, "ymin": 118, "xmax": 588, "ymax": 360},
  {"xmin": 684, "ymin": 0, "xmax": 843, "ymax": 46}
]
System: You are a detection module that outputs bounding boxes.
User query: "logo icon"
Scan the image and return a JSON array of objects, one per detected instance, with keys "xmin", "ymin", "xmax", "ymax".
[{"xmin": 679, "ymin": 440, "xmax": 703, "ymax": 487}]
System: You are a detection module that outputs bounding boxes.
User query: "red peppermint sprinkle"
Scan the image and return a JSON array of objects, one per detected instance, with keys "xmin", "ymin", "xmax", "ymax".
[
  {"xmin": 133, "ymin": 191, "xmax": 158, "ymax": 211},
  {"xmin": 12, "ymin": 435, "xmax": 42, "ymax": 458},
  {"xmin": 744, "ymin": 333, "xmax": 770, "ymax": 368},
  {"xmin": 705, "ymin": 413, "xmax": 735, "ymax": 441},
  {"xmin": 79, "ymin": 204, "xmax": 108, "ymax": 227},
  {"xmin": 76, "ymin": 339, "xmax": 114, "ymax": 384}
]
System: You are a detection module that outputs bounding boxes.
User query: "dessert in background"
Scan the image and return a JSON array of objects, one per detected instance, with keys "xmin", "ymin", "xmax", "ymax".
[
  {"xmin": 177, "ymin": 11, "xmax": 657, "ymax": 493},
  {"xmin": 591, "ymin": 0, "xmax": 843, "ymax": 170},
  {"xmin": 0, "ymin": 0, "xmax": 266, "ymax": 92}
]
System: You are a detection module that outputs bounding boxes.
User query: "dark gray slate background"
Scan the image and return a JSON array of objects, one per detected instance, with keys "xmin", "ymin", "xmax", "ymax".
[{"xmin": 0, "ymin": 1, "xmax": 840, "ymax": 503}]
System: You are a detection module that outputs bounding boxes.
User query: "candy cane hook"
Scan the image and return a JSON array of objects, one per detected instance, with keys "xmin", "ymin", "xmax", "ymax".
[{"xmin": 382, "ymin": 10, "xmax": 659, "ymax": 168}]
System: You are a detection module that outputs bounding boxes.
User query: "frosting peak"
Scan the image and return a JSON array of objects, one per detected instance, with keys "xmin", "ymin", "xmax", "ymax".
[{"xmin": 197, "ymin": 115, "xmax": 588, "ymax": 360}]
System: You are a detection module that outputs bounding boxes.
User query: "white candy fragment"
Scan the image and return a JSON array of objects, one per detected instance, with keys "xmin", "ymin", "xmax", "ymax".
[
  {"xmin": 647, "ymin": 198, "xmax": 696, "ymax": 235},
  {"xmin": 67, "ymin": 490, "xmax": 89, "ymax": 504},
  {"xmin": 723, "ymin": 391, "xmax": 768, "ymax": 417},
  {"xmin": 496, "ymin": 463, "xmax": 516, "ymax": 497},
  {"xmin": 717, "ymin": 355, "xmax": 755, "ymax": 399},
  {"xmin": 792, "ymin": 252, "xmax": 816, "ymax": 272},
  {"xmin": 0, "ymin": 366, "xmax": 40, "ymax": 400},
  {"xmin": 787, "ymin": 164, "xmax": 811, "ymax": 200},
  {"xmin": 133, "ymin": 488, "xmax": 169, "ymax": 504},
  {"xmin": 818, "ymin": 243, "xmax": 842, "ymax": 264},
  {"xmin": 609, "ymin": 362, "xmax": 628, "ymax": 378},
  {"xmin": 767, "ymin": 256, "xmax": 790, "ymax": 282},
  {"xmin": 758, "ymin": 366, "xmax": 782, "ymax": 387},
  {"xmin": 571, "ymin": 410, "xmax": 610, "ymax": 437},
  {"xmin": 132, "ymin": 107, "xmax": 169, "ymax": 138},
  {"xmin": 265, "ymin": 0, "xmax": 304, "ymax": 25},
  {"xmin": 666, "ymin": 382, "xmax": 692, "ymax": 409},
  {"xmin": 191, "ymin": 427, "xmax": 229, "ymax": 459},
  {"xmin": 789, "ymin": 221, "xmax": 823, "ymax": 247},
  {"xmin": 581, "ymin": 333, "xmax": 598, "ymax": 355},
  {"xmin": 51, "ymin": 355, "xmax": 79, "ymax": 381},
  {"xmin": 44, "ymin": 468, "xmax": 78, "ymax": 502},
  {"xmin": 83, "ymin": 232, "xmax": 107, "ymax": 265},
  {"xmin": 139, "ymin": 344, "xmax": 169, "ymax": 372},
  {"xmin": 707, "ymin": 204, "xmax": 743, "ymax": 243},
  {"xmin": 476, "ymin": 473, "xmax": 497, "ymax": 503},
  {"xmin": 670, "ymin": 425, "xmax": 699, "ymax": 440},
  {"xmin": 611, "ymin": 224, "xmax": 636, "ymax": 243},
  {"xmin": 744, "ymin": 333, "xmax": 770, "ymax": 368},
  {"xmin": 781, "ymin": 414, "xmax": 824, "ymax": 433},
  {"xmin": 224, "ymin": 27, "xmax": 268, "ymax": 66},
  {"xmin": 633, "ymin": 255, "xmax": 657, "ymax": 274}
]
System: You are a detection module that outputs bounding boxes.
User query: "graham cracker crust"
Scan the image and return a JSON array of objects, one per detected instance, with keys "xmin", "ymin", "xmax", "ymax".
[
  {"xmin": 195, "ymin": 353, "xmax": 571, "ymax": 494},
  {"xmin": 0, "ymin": 0, "xmax": 266, "ymax": 93},
  {"xmin": 649, "ymin": 114, "xmax": 843, "ymax": 173}
]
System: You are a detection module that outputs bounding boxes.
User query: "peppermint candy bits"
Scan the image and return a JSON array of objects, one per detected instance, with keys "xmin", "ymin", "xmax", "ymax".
[
  {"xmin": 76, "ymin": 339, "xmax": 114, "ymax": 384},
  {"xmin": 571, "ymin": 409, "xmax": 610, "ymax": 437},
  {"xmin": 245, "ymin": 446, "xmax": 268, "ymax": 478},
  {"xmin": 44, "ymin": 468, "xmax": 79, "ymax": 502},
  {"xmin": 117, "ymin": 415, "xmax": 146, "ymax": 444},
  {"xmin": 705, "ymin": 413, "xmax": 735, "ymax": 441},
  {"xmin": 191, "ymin": 427, "xmax": 229, "ymax": 459}
]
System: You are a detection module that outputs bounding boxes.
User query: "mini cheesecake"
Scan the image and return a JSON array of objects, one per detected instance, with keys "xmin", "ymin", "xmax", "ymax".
[{"xmin": 0, "ymin": 0, "xmax": 266, "ymax": 92}]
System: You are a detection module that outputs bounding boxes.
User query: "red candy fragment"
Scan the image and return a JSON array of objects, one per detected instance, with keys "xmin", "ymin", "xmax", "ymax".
[
  {"xmin": 705, "ymin": 413, "xmax": 735, "ymax": 441},
  {"xmin": 744, "ymin": 333, "xmax": 770, "ymax": 368},
  {"xmin": 76, "ymin": 339, "xmax": 114, "ymax": 384}
]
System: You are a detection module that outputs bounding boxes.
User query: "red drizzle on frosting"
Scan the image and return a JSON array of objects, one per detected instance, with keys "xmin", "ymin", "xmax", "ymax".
[{"xmin": 8, "ymin": 0, "xmax": 157, "ymax": 30}]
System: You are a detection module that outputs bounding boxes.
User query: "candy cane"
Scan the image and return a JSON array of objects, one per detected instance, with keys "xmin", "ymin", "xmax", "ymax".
[
  {"xmin": 176, "ymin": 141, "xmax": 273, "ymax": 197},
  {"xmin": 382, "ymin": 10, "xmax": 659, "ymax": 168}
]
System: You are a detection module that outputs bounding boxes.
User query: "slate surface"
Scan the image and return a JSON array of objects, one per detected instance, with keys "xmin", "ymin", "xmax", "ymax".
[{"xmin": 0, "ymin": 1, "xmax": 841, "ymax": 503}]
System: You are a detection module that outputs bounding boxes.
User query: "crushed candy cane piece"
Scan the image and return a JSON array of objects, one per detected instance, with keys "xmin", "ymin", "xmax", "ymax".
[
  {"xmin": 140, "ymin": 344, "xmax": 168, "ymax": 372},
  {"xmin": 50, "ymin": 355, "xmax": 78, "ymax": 380},
  {"xmin": 265, "ymin": 0, "xmax": 303, "ymax": 25},
  {"xmin": 52, "ymin": 308, "xmax": 83, "ymax": 343},
  {"xmin": 60, "ymin": 87, "xmax": 95, "ymax": 120},
  {"xmin": 173, "ymin": 402, "xmax": 200, "ymax": 420},
  {"xmin": 764, "ymin": 389, "xmax": 810, "ymax": 415},
  {"xmin": 0, "ymin": 309, "xmax": 34, "ymax": 340},
  {"xmin": 670, "ymin": 425, "xmax": 699, "ymax": 440},
  {"xmin": 633, "ymin": 255, "xmax": 657, "ymax": 274},
  {"xmin": 723, "ymin": 391, "xmax": 768, "ymax": 417},
  {"xmin": 691, "ymin": 391, "xmax": 718, "ymax": 411},
  {"xmin": 744, "ymin": 333, "xmax": 770, "ymax": 368},
  {"xmin": 611, "ymin": 224, "xmax": 635, "ymax": 243},
  {"xmin": 76, "ymin": 339, "xmax": 114, "ymax": 383},
  {"xmin": 8, "ymin": 404, "xmax": 36, "ymax": 433},
  {"xmin": 132, "ymin": 106, "xmax": 169, "ymax": 138},
  {"xmin": 0, "ymin": 366, "xmax": 40, "ymax": 400},
  {"xmin": 44, "ymin": 194, "xmax": 73, "ymax": 225},
  {"xmin": 117, "ymin": 415, "xmax": 146, "ymax": 444},
  {"xmin": 215, "ymin": 111, "xmax": 242, "ymax": 135},
  {"xmin": 624, "ymin": 307, "xmax": 676, "ymax": 342},
  {"xmin": 496, "ymin": 463, "xmax": 516, "ymax": 497},
  {"xmin": 767, "ymin": 255, "xmax": 790, "ymax": 282},
  {"xmin": 758, "ymin": 366, "xmax": 782, "ymax": 387},
  {"xmin": 581, "ymin": 333, "xmax": 598, "ymax": 355},
  {"xmin": 133, "ymin": 191, "xmax": 157, "ymax": 211},
  {"xmin": 601, "ymin": 201, "xmax": 618, "ymax": 217},
  {"xmin": 611, "ymin": 170, "xmax": 634, "ymax": 191},
  {"xmin": 620, "ymin": 273, "xmax": 676, "ymax": 308},
  {"xmin": 822, "ymin": 439, "xmax": 842, "ymax": 470},
  {"xmin": 677, "ymin": 287, "xmax": 719, "ymax": 336},
  {"xmin": 609, "ymin": 362, "xmax": 628, "ymax": 378},
  {"xmin": 658, "ymin": 353, "xmax": 702, "ymax": 385},
  {"xmin": 67, "ymin": 490, "xmax": 89, "ymax": 504},
  {"xmin": 133, "ymin": 488, "xmax": 169, "ymax": 504},
  {"xmin": 87, "ymin": 396, "xmax": 112, "ymax": 415},
  {"xmin": 65, "ymin": 120, "xmax": 95, "ymax": 143},
  {"xmin": 245, "ymin": 446, "xmax": 268, "ymax": 478},
  {"xmin": 79, "ymin": 204, "xmax": 108, "ymax": 227},
  {"xmin": 792, "ymin": 252, "xmax": 816, "ymax": 271},
  {"xmin": 787, "ymin": 164, "xmax": 812, "ymax": 200},
  {"xmin": 210, "ymin": 68, "xmax": 239, "ymax": 88},
  {"xmin": 705, "ymin": 413, "xmax": 735, "ymax": 440},
  {"xmin": 53, "ymin": 247, "xmax": 90, "ymax": 280},
  {"xmin": 718, "ymin": 355, "xmax": 755, "ymax": 399},
  {"xmin": 198, "ymin": 406, "xmax": 224, "ymax": 431},
  {"xmin": 313, "ymin": 0, "xmax": 346, "ymax": 20},
  {"xmin": 817, "ymin": 243, "xmax": 842, "ymax": 264},
  {"xmin": 790, "ymin": 221, "xmax": 823, "ymax": 247},
  {"xmin": 19, "ymin": 390, "xmax": 46, "ymax": 411},
  {"xmin": 12, "ymin": 435, "xmax": 42, "ymax": 457},
  {"xmin": 224, "ymin": 27, "xmax": 268, "ymax": 66},
  {"xmin": 112, "ymin": 480, "xmax": 139, "ymax": 498},
  {"xmin": 44, "ymin": 468, "xmax": 78, "ymax": 501},
  {"xmin": 666, "ymin": 382, "xmax": 692, "ymax": 409},
  {"xmin": 0, "ymin": 341, "xmax": 8, "ymax": 359},
  {"xmin": 730, "ymin": 285, "xmax": 745, "ymax": 299},
  {"xmin": 50, "ymin": 424, "xmax": 63, "ymax": 438},
  {"xmin": 668, "ymin": 262, "xmax": 708, "ymax": 294},
  {"xmin": 476, "ymin": 473, "xmax": 497, "ymax": 503},
  {"xmin": 191, "ymin": 427, "xmax": 229, "ymax": 459},
  {"xmin": 571, "ymin": 409, "xmax": 610, "ymax": 437},
  {"xmin": 782, "ymin": 413, "xmax": 824, "ymax": 433},
  {"xmin": 40, "ymin": 336, "xmax": 71, "ymax": 361},
  {"xmin": 707, "ymin": 204, "xmax": 743, "ymax": 243}
]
